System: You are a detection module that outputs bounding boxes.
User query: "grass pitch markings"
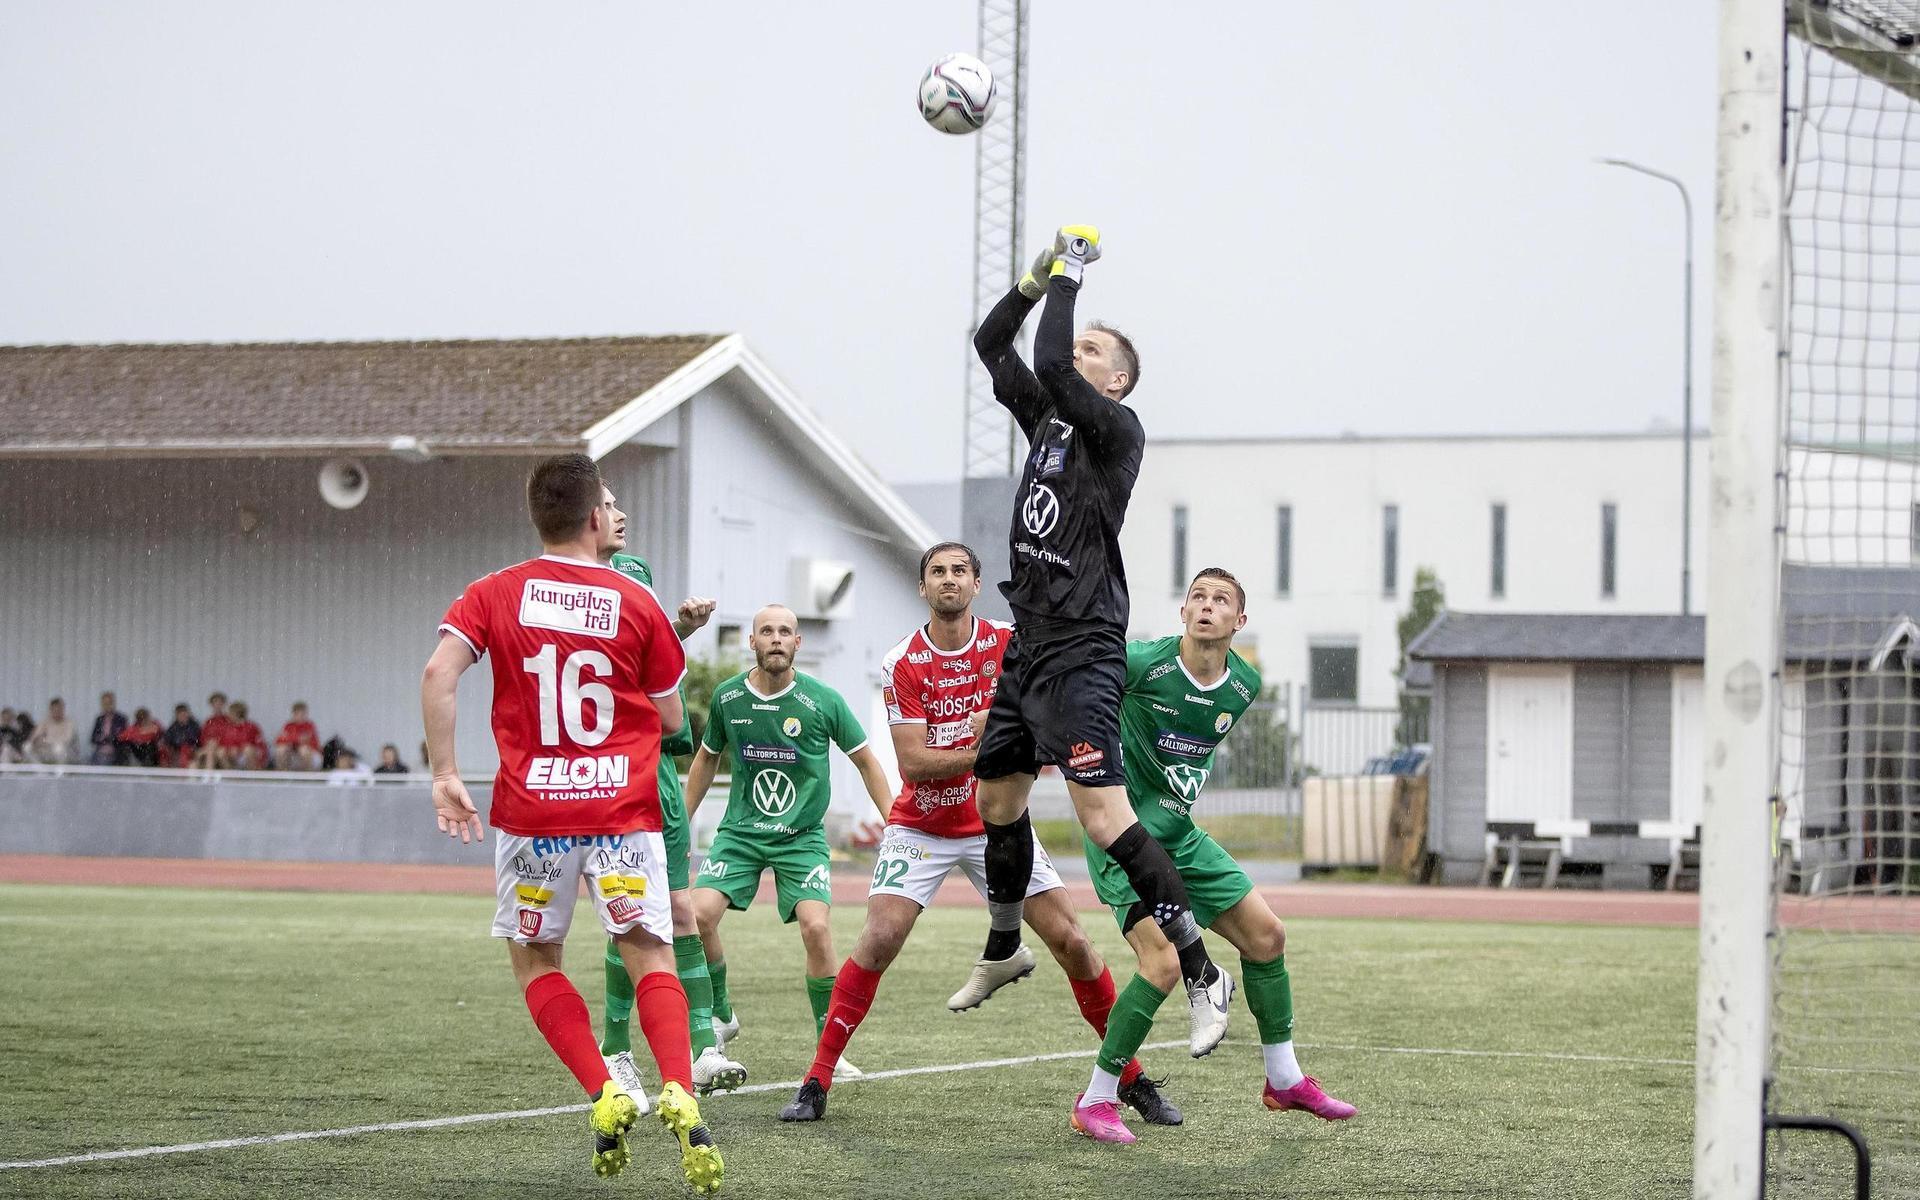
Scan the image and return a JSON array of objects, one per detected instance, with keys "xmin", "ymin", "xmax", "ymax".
[{"xmin": 0, "ymin": 1037, "xmax": 1707, "ymax": 1172}]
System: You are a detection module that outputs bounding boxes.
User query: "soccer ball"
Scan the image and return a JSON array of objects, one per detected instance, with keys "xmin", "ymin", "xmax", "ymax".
[{"xmin": 918, "ymin": 53, "xmax": 996, "ymax": 135}]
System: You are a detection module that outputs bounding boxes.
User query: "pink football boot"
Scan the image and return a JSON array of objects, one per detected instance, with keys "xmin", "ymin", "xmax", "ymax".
[
  {"xmin": 1262, "ymin": 1076, "xmax": 1357, "ymax": 1121},
  {"xmin": 1070, "ymin": 1094, "xmax": 1138, "ymax": 1144}
]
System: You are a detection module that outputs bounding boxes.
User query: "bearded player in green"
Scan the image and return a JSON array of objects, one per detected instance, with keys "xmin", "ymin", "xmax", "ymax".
[
  {"xmin": 686, "ymin": 603, "xmax": 896, "ymax": 1078},
  {"xmin": 1070, "ymin": 568, "xmax": 1357, "ymax": 1144},
  {"xmin": 599, "ymin": 552, "xmax": 748, "ymax": 1102}
]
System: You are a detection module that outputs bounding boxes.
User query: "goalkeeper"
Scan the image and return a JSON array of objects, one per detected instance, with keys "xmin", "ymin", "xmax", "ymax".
[{"xmin": 956, "ymin": 226, "xmax": 1232, "ymax": 1058}]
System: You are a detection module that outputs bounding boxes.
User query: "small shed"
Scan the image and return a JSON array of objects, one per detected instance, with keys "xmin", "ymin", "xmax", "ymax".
[{"xmin": 1409, "ymin": 566, "xmax": 1920, "ymax": 889}]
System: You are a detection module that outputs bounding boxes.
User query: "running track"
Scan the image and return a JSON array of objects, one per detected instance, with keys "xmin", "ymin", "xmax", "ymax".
[{"xmin": 5, "ymin": 854, "xmax": 1916, "ymax": 932}]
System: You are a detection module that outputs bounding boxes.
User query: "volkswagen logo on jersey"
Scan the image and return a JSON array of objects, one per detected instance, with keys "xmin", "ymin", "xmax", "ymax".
[
  {"xmin": 1165, "ymin": 762, "xmax": 1209, "ymax": 801},
  {"xmin": 1215, "ymin": 712, "xmax": 1234, "ymax": 734},
  {"xmin": 1022, "ymin": 483, "xmax": 1061, "ymax": 538},
  {"xmin": 751, "ymin": 769, "xmax": 798, "ymax": 817},
  {"xmin": 782, "ymin": 716, "xmax": 802, "ymax": 737}
]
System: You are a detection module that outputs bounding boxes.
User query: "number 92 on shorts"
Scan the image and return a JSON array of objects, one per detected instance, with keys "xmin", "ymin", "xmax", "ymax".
[
  {"xmin": 492, "ymin": 831, "xmax": 671, "ymax": 944},
  {"xmin": 867, "ymin": 823, "xmax": 1063, "ymax": 908}
]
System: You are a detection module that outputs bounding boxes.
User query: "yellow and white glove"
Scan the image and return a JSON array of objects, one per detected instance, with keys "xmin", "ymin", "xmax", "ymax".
[
  {"xmin": 1016, "ymin": 245, "xmax": 1056, "ymax": 300},
  {"xmin": 1047, "ymin": 224, "xmax": 1102, "ymax": 284}
]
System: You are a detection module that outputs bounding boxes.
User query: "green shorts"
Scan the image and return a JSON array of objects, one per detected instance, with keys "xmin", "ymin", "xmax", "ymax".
[
  {"xmin": 661, "ymin": 779, "xmax": 691, "ymax": 893},
  {"xmin": 693, "ymin": 828, "xmax": 833, "ymax": 923},
  {"xmin": 1085, "ymin": 825, "xmax": 1253, "ymax": 933}
]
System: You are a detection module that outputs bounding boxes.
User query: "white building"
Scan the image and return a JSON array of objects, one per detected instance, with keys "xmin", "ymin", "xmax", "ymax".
[
  {"xmin": 0, "ymin": 335, "xmax": 937, "ymax": 826},
  {"xmin": 1120, "ymin": 433, "xmax": 1713, "ymax": 711}
]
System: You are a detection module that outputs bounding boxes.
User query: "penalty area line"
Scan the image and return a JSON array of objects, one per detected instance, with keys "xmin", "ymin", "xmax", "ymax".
[{"xmin": 1, "ymin": 1037, "xmax": 1727, "ymax": 1172}]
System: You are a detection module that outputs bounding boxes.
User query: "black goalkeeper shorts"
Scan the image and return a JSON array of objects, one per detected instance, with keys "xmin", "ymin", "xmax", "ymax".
[{"xmin": 974, "ymin": 617, "xmax": 1126, "ymax": 788}]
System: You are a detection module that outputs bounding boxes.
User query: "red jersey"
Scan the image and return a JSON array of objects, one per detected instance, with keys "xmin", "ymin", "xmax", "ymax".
[
  {"xmin": 879, "ymin": 616, "xmax": 1011, "ymax": 838},
  {"xmin": 276, "ymin": 720, "xmax": 319, "ymax": 749},
  {"xmin": 438, "ymin": 554, "xmax": 685, "ymax": 837},
  {"xmin": 201, "ymin": 713, "xmax": 237, "ymax": 747}
]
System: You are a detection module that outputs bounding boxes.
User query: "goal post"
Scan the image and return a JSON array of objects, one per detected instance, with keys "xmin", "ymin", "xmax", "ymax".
[{"xmin": 1694, "ymin": 1, "xmax": 1786, "ymax": 1196}]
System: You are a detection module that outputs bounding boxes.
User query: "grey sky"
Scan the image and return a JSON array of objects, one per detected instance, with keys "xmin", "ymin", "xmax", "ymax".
[{"xmin": 0, "ymin": 2, "xmax": 1715, "ymax": 483}]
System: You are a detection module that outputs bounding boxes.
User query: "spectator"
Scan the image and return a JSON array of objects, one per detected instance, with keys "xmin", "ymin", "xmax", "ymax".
[
  {"xmin": 193, "ymin": 692, "xmax": 235, "ymax": 769},
  {"xmin": 0, "ymin": 707, "xmax": 23, "ymax": 764},
  {"xmin": 326, "ymin": 747, "xmax": 373, "ymax": 785},
  {"xmin": 373, "ymin": 743, "xmax": 409, "ymax": 776},
  {"xmin": 161, "ymin": 704, "xmax": 201, "ymax": 768},
  {"xmin": 225, "ymin": 701, "xmax": 268, "ymax": 770},
  {"xmin": 118, "ymin": 708, "xmax": 163, "ymax": 767},
  {"xmin": 273, "ymin": 701, "xmax": 322, "ymax": 771},
  {"xmin": 89, "ymin": 691, "xmax": 130, "ymax": 766},
  {"xmin": 27, "ymin": 698, "xmax": 79, "ymax": 764}
]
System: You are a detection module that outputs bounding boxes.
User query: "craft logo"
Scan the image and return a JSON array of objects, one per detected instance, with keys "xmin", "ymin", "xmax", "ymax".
[
  {"xmin": 752, "ymin": 769, "xmax": 798, "ymax": 817},
  {"xmin": 519, "ymin": 579, "xmax": 621, "ymax": 638}
]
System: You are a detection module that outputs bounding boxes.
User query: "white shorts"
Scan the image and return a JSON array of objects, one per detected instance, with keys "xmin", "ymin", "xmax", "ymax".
[
  {"xmin": 867, "ymin": 823, "xmax": 1064, "ymax": 909},
  {"xmin": 491, "ymin": 830, "xmax": 672, "ymax": 945}
]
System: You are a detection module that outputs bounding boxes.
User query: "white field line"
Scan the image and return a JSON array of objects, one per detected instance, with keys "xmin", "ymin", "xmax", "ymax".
[{"xmin": 0, "ymin": 1037, "xmax": 1708, "ymax": 1172}]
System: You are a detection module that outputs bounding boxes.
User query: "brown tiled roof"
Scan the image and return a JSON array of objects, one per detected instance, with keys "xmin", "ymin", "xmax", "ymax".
[{"xmin": 0, "ymin": 335, "xmax": 727, "ymax": 454}]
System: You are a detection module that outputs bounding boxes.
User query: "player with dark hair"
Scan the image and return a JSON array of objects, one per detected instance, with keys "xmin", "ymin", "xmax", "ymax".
[
  {"xmin": 420, "ymin": 452, "xmax": 722, "ymax": 1193},
  {"xmin": 959, "ymin": 228, "xmax": 1233, "ymax": 1057},
  {"xmin": 776, "ymin": 542, "xmax": 1180, "ymax": 1125},
  {"xmin": 1070, "ymin": 568, "xmax": 1356, "ymax": 1143}
]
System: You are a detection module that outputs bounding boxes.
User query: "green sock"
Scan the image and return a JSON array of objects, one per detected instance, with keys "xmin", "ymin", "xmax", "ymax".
[
  {"xmin": 1241, "ymin": 954, "xmax": 1296, "ymax": 1044},
  {"xmin": 806, "ymin": 974, "xmax": 837, "ymax": 1037},
  {"xmin": 1095, "ymin": 974, "xmax": 1170, "ymax": 1076},
  {"xmin": 601, "ymin": 939, "xmax": 633, "ymax": 1056},
  {"xmin": 675, "ymin": 934, "xmax": 717, "ymax": 1056},
  {"xmin": 708, "ymin": 957, "xmax": 733, "ymax": 1023}
]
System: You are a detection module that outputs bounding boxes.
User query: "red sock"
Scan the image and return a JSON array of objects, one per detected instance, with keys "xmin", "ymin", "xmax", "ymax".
[
  {"xmin": 634, "ymin": 971, "xmax": 694, "ymax": 1091},
  {"xmin": 1070, "ymin": 967, "xmax": 1143, "ymax": 1086},
  {"xmin": 524, "ymin": 972, "xmax": 613, "ymax": 1096},
  {"xmin": 809, "ymin": 959, "xmax": 883, "ymax": 1091}
]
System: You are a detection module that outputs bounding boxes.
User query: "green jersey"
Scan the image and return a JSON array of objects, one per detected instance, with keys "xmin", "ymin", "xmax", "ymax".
[
  {"xmin": 1119, "ymin": 635, "xmax": 1262, "ymax": 840},
  {"xmin": 608, "ymin": 552, "xmax": 694, "ymax": 761},
  {"xmin": 701, "ymin": 671, "xmax": 867, "ymax": 840}
]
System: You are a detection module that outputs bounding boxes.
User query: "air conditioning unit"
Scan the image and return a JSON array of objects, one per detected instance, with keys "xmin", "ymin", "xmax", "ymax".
[{"xmin": 790, "ymin": 557, "xmax": 856, "ymax": 621}]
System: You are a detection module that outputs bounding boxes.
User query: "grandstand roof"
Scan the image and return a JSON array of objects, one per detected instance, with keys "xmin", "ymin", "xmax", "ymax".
[{"xmin": 0, "ymin": 334, "xmax": 725, "ymax": 456}]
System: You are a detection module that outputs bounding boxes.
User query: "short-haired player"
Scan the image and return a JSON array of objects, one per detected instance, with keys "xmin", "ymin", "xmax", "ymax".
[
  {"xmin": 1069, "ymin": 569, "xmax": 1356, "ymax": 1144},
  {"xmin": 777, "ymin": 543, "xmax": 1180, "ymax": 1125},
  {"xmin": 420, "ymin": 453, "xmax": 722, "ymax": 1193}
]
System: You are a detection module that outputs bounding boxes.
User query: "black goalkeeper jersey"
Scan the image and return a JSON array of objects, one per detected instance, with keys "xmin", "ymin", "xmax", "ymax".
[{"xmin": 972, "ymin": 276, "xmax": 1145, "ymax": 631}]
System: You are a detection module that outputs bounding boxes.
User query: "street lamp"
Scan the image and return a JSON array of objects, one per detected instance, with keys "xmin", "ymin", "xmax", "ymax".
[{"xmin": 1597, "ymin": 157, "xmax": 1695, "ymax": 616}]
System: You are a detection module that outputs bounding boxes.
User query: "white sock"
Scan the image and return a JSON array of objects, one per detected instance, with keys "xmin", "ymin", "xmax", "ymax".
[
  {"xmin": 1083, "ymin": 1065, "xmax": 1122, "ymax": 1106},
  {"xmin": 1264, "ymin": 1040, "xmax": 1305, "ymax": 1090}
]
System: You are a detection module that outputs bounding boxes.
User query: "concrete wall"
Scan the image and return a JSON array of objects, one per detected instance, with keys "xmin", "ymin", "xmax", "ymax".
[
  {"xmin": 1123, "ymin": 433, "xmax": 1712, "ymax": 706},
  {"xmin": 0, "ymin": 774, "xmax": 495, "ymax": 866}
]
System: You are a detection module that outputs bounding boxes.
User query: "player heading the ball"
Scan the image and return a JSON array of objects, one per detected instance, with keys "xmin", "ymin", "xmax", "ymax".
[
  {"xmin": 961, "ymin": 226, "xmax": 1234, "ymax": 1058},
  {"xmin": 420, "ymin": 453, "xmax": 722, "ymax": 1195}
]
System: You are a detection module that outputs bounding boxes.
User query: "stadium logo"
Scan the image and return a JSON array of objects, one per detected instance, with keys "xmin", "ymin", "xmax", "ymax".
[
  {"xmin": 752, "ymin": 769, "xmax": 798, "ymax": 817},
  {"xmin": 1165, "ymin": 763, "xmax": 1209, "ymax": 800},
  {"xmin": 1215, "ymin": 712, "xmax": 1234, "ymax": 734},
  {"xmin": 782, "ymin": 716, "xmax": 802, "ymax": 737},
  {"xmin": 525, "ymin": 754, "xmax": 630, "ymax": 791},
  {"xmin": 1021, "ymin": 484, "xmax": 1060, "ymax": 538}
]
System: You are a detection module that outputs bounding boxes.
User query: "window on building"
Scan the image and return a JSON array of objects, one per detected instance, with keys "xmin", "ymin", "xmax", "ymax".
[
  {"xmin": 1601, "ymin": 502, "xmax": 1618, "ymax": 599},
  {"xmin": 1490, "ymin": 503, "xmax": 1507, "ymax": 599},
  {"xmin": 1382, "ymin": 504, "xmax": 1399, "ymax": 597},
  {"xmin": 1276, "ymin": 505, "xmax": 1293, "ymax": 597},
  {"xmin": 1172, "ymin": 504, "xmax": 1188, "ymax": 594},
  {"xmin": 1308, "ymin": 641, "xmax": 1359, "ymax": 704}
]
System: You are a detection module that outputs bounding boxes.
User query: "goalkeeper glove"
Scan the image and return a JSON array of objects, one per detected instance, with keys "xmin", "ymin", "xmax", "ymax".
[
  {"xmin": 1047, "ymin": 225, "xmax": 1102, "ymax": 284},
  {"xmin": 1016, "ymin": 245, "xmax": 1056, "ymax": 300}
]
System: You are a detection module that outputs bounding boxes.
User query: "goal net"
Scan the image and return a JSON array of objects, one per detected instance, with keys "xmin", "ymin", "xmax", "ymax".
[{"xmin": 1769, "ymin": 1, "xmax": 1920, "ymax": 1192}]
